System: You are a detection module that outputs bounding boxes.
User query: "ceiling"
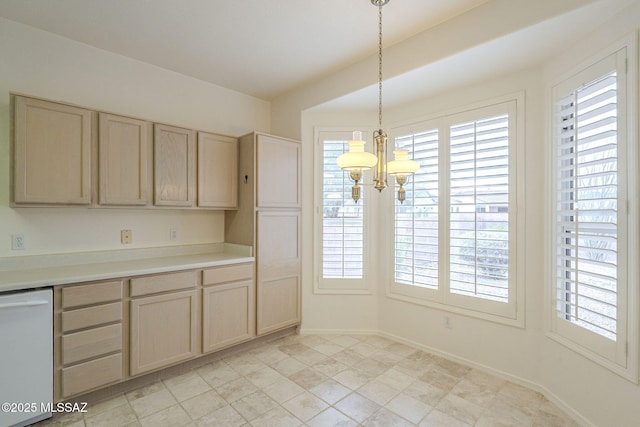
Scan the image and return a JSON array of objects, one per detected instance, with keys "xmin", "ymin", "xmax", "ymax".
[{"xmin": 0, "ymin": 0, "xmax": 488, "ymax": 101}]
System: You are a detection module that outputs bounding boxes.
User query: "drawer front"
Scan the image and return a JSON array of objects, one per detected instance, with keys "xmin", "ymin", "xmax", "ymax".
[
  {"xmin": 62, "ymin": 323, "xmax": 122, "ymax": 365},
  {"xmin": 62, "ymin": 302, "xmax": 122, "ymax": 332},
  {"xmin": 130, "ymin": 270, "xmax": 197, "ymax": 297},
  {"xmin": 62, "ymin": 281, "xmax": 123, "ymax": 308},
  {"xmin": 62, "ymin": 353, "xmax": 122, "ymax": 398},
  {"xmin": 203, "ymin": 263, "xmax": 253, "ymax": 286}
]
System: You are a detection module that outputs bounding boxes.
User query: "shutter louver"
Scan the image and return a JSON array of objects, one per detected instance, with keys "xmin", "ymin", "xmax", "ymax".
[{"xmin": 556, "ymin": 71, "xmax": 618, "ymax": 341}]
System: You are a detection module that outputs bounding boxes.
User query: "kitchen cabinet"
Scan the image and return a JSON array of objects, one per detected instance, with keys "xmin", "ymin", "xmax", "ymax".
[
  {"xmin": 197, "ymin": 131, "xmax": 238, "ymax": 209},
  {"xmin": 129, "ymin": 271, "xmax": 198, "ymax": 376},
  {"xmin": 225, "ymin": 133, "xmax": 302, "ymax": 335},
  {"xmin": 54, "ymin": 280, "xmax": 123, "ymax": 400},
  {"xmin": 98, "ymin": 113, "xmax": 151, "ymax": 206},
  {"xmin": 202, "ymin": 263, "xmax": 254, "ymax": 352},
  {"xmin": 12, "ymin": 95, "xmax": 92, "ymax": 205},
  {"xmin": 153, "ymin": 123, "xmax": 195, "ymax": 207}
]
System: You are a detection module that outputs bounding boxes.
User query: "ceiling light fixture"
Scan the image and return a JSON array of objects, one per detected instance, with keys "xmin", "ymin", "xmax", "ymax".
[{"xmin": 336, "ymin": 0, "xmax": 419, "ymax": 204}]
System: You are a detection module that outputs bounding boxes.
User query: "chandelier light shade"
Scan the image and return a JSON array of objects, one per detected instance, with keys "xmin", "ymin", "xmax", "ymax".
[
  {"xmin": 336, "ymin": 0, "xmax": 419, "ymax": 203},
  {"xmin": 336, "ymin": 131, "xmax": 378, "ymax": 171}
]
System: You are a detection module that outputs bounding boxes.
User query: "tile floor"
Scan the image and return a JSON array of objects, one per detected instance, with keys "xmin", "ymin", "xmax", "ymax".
[{"xmin": 37, "ymin": 334, "xmax": 581, "ymax": 427}]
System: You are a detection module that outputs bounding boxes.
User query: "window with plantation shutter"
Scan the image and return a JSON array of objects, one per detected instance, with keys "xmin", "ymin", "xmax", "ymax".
[
  {"xmin": 391, "ymin": 98, "xmax": 521, "ymax": 322},
  {"xmin": 314, "ymin": 130, "xmax": 370, "ymax": 293},
  {"xmin": 549, "ymin": 47, "xmax": 636, "ymax": 377}
]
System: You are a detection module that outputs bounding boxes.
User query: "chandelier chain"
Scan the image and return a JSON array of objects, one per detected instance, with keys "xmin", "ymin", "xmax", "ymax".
[{"xmin": 378, "ymin": 2, "xmax": 383, "ymax": 129}]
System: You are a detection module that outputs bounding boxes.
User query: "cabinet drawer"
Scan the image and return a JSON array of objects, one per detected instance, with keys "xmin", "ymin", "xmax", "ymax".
[
  {"xmin": 130, "ymin": 270, "xmax": 197, "ymax": 296},
  {"xmin": 62, "ymin": 324, "xmax": 122, "ymax": 365},
  {"xmin": 203, "ymin": 263, "xmax": 253, "ymax": 286},
  {"xmin": 62, "ymin": 281, "xmax": 123, "ymax": 308},
  {"xmin": 62, "ymin": 302, "xmax": 122, "ymax": 332},
  {"xmin": 62, "ymin": 353, "xmax": 122, "ymax": 398}
]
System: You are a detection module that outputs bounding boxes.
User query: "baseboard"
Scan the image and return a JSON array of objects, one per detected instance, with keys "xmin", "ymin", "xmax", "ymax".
[{"xmin": 298, "ymin": 327, "xmax": 378, "ymax": 335}]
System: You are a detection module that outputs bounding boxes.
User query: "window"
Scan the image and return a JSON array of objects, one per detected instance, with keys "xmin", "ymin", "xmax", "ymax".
[
  {"xmin": 549, "ymin": 46, "xmax": 637, "ymax": 379},
  {"xmin": 391, "ymin": 98, "xmax": 522, "ymax": 323},
  {"xmin": 314, "ymin": 130, "xmax": 371, "ymax": 293}
]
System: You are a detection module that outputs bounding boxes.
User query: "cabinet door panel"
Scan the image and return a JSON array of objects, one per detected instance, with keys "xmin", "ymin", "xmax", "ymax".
[
  {"xmin": 197, "ymin": 132, "xmax": 238, "ymax": 208},
  {"xmin": 13, "ymin": 96, "xmax": 92, "ymax": 204},
  {"xmin": 256, "ymin": 135, "xmax": 300, "ymax": 208},
  {"xmin": 99, "ymin": 113, "xmax": 150, "ymax": 205},
  {"xmin": 256, "ymin": 211, "xmax": 301, "ymax": 335},
  {"xmin": 154, "ymin": 124, "xmax": 195, "ymax": 207},
  {"xmin": 130, "ymin": 290, "xmax": 197, "ymax": 375},
  {"xmin": 202, "ymin": 280, "xmax": 254, "ymax": 353}
]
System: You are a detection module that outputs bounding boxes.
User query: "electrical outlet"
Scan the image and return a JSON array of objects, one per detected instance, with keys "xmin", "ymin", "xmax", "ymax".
[
  {"xmin": 12, "ymin": 234, "xmax": 25, "ymax": 250},
  {"xmin": 169, "ymin": 228, "xmax": 177, "ymax": 241},
  {"xmin": 121, "ymin": 229, "xmax": 132, "ymax": 244}
]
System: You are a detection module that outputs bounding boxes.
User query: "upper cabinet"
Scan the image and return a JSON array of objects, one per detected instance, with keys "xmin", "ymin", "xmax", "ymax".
[
  {"xmin": 256, "ymin": 134, "xmax": 301, "ymax": 208},
  {"xmin": 10, "ymin": 94, "xmax": 239, "ymax": 210},
  {"xmin": 12, "ymin": 95, "xmax": 92, "ymax": 205},
  {"xmin": 98, "ymin": 113, "xmax": 151, "ymax": 206},
  {"xmin": 197, "ymin": 132, "xmax": 238, "ymax": 209},
  {"xmin": 153, "ymin": 124, "xmax": 195, "ymax": 207}
]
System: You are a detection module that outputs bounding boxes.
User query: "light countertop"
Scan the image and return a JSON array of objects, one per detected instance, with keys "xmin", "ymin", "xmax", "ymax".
[{"xmin": 0, "ymin": 244, "xmax": 253, "ymax": 293}]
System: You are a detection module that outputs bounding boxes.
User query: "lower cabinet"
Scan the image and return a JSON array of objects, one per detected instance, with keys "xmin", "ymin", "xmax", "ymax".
[
  {"xmin": 54, "ymin": 281, "xmax": 124, "ymax": 401},
  {"xmin": 52, "ymin": 261, "xmax": 280, "ymax": 401},
  {"xmin": 129, "ymin": 272, "xmax": 198, "ymax": 376},
  {"xmin": 202, "ymin": 263, "xmax": 254, "ymax": 353}
]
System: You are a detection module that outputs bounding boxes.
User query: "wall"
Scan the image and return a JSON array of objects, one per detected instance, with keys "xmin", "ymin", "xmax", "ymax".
[
  {"xmin": 0, "ymin": 18, "xmax": 270, "ymax": 258},
  {"xmin": 294, "ymin": 2, "xmax": 640, "ymax": 426}
]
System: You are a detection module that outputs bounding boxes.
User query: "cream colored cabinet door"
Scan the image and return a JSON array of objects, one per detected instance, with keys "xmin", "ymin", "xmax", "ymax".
[
  {"xmin": 256, "ymin": 134, "xmax": 301, "ymax": 208},
  {"xmin": 130, "ymin": 289, "xmax": 198, "ymax": 376},
  {"xmin": 99, "ymin": 113, "xmax": 150, "ymax": 205},
  {"xmin": 153, "ymin": 124, "xmax": 195, "ymax": 207},
  {"xmin": 202, "ymin": 280, "xmax": 254, "ymax": 352},
  {"xmin": 197, "ymin": 132, "xmax": 238, "ymax": 209},
  {"xmin": 256, "ymin": 210, "xmax": 301, "ymax": 335},
  {"xmin": 12, "ymin": 95, "xmax": 92, "ymax": 205}
]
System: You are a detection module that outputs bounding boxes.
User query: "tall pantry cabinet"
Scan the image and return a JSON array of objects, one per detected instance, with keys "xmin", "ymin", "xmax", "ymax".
[{"xmin": 225, "ymin": 133, "xmax": 301, "ymax": 335}]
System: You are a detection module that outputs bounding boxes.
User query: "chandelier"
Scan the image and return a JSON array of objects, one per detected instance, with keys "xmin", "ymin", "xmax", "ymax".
[{"xmin": 336, "ymin": 0, "xmax": 419, "ymax": 203}]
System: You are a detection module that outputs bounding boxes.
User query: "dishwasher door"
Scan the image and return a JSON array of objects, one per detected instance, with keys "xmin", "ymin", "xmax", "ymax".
[{"xmin": 0, "ymin": 288, "xmax": 53, "ymax": 427}]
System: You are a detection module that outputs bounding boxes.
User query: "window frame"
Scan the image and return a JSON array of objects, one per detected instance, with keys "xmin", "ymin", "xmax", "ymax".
[
  {"xmin": 386, "ymin": 94, "xmax": 525, "ymax": 327},
  {"xmin": 313, "ymin": 128, "xmax": 374, "ymax": 295},
  {"xmin": 546, "ymin": 36, "xmax": 639, "ymax": 382}
]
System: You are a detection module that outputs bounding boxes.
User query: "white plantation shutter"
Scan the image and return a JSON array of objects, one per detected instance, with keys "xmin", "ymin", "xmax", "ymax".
[
  {"xmin": 394, "ymin": 129, "xmax": 439, "ymax": 289},
  {"xmin": 449, "ymin": 115, "xmax": 510, "ymax": 303},
  {"xmin": 322, "ymin": 139, "xmax": 364, "ymax": 278},
  {"xmin": 550, "ymin": 47, "xmax": 635, "ymax": 375}
]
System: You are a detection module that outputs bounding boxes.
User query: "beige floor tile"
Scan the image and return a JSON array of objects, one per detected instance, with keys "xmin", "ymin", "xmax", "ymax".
[
  {"xmin": 195, "ymin": 404, "xmax": 247, "ymax": 427},
  {"xmin": 298, "ymin": 335, "xmax": 329, "ymax": 347},
  {"xmin": 419, "ymin": 408, "xmax": 473, "ymax": 427},
  {"xmin": 216, "ymin": 377, "xmax": 258, "ymax": 403},
  {"xmin": 38, "ymin": 412, "xmax": 84, "ymax": 427},
  {"xmin": 163, "ymin": 371, "xmax": 212, "ymax": 402},
  {"xmin": 332, "ymin": 348, "xmax": 366, "ymax": 367},
  {"xmin": 377, "ymin": 367, "xmax": 416, "ymax": 390},
  {"xmin": 309, "ymin": 379, "xmax": 352, "ymax": 404},
  {"xmin": 436, "ymin": 393, "xmax": 486, "ymax": 425},
  {"xmin": 385, "ymin": 392, "xmax": 433, "ymax": 424},
  {"xmin": 244, "ymin": 366, "xmax": 283, "ymax": 389},
  {"xmin": 359, "ymin": 378, "xmax": 402, "ymax": 405},
  {"xmin": 138, "ymin": 404, "xmax": 190, "ymax": 427},
  {"xmin": 464, "ymin": 368, "xmax": 506, "ymax": 392},
  {"xmin": 362, "ymin": 335, "xmax": 395, "ymax": 349},
  {"xmin": 333, "ymin": 367, "xmax": 374, "ymax": 390},
  {"xmin": 450, "ymin": 378, "xmax": 498, "ymax": 407},
  {"xmin": 126, "ymin": 385, "xmax": 177, "ymax": 419},
  {"xmin": 307, "ymin": 407, "xmax": 358, "ymax": 427},
  {"xmin": 277, "ymin": 342, "xmax": 309, "ymax": 357},
  {"xmin": 500, "ymin": 382, "xmax": 545, "ymax": 407},
  {"xmin": 197, "ymin": 361, "xmax": 241, "ymax": 388},
  {"xmin": 334, "ymin": 392, "xmax": 380, "ymax": 423},
  {"xmin": 261, "ymin": 377, "xmax": 305, "ymax": 404},
  {"xmin": 329, "ymin": 335, "xmax": 360, "ymax": 348},
  {"xmin": 249, "ymin": 406, "xmax": 303, "ymax": 427},
  {"xmin": 287, "ymin": 367, "xmax": 327, "ymax": 389},
  {"xmin": 225, "ymin": 354, "xmax": 267, "ymax": 376},
  {"xmin": 362, "ymin": 407, "xmax": 415, "ymax": 427},
  {"xmin": 350, "ymin": 342, "xmax": 379, "ymax": 357},
  {"xmin": 385, "ymin": 342, "xmax": 419, "ymax": 357},
  {"xmin": 84, "ymin": 403, "xmax": 137, "ymax": 427},
  {"xmin": 420, "ymin": 368, "xmax": 460, "ymax": 391},
  {"xmin": 180, "ymin": 389, "xmax": 227, "ymax": 420},
  {"xmin": 312, "ymin": 357, "xmax": 348, "ymax": 377},
  {"xmin": 292, "ymin": 348, "xmax": 329, "ymax": 366},
  {"xmin": 85, "ymin": 395, "xmax": 128, "ymax": 417},
  {"xmin": 312, "ymin": 342, "xmax": 344, "ymax": 356},
  {"xmin": 433, "ymin": 357, "xmax": 472, "ymax": 378},
  {"xmin": 282, "ymin": 391, "xmax": 329, "ymax": 422},
  {"xmin": 404, "ymin": 379, "xmax": 449, "ymax": 407},
  {"xmin": 250, "ymin": 346, "xmax": 290, "ymax": 366},
  {"xmin": 355, "ymin": 357, "xmax": 392, "ymax": 377},
  {"xmin": 270, "ymin": 356, "xmax": 307, "ymax": 377},
  {"xmin": 231, "ymin": 390, "xmax": 279, "ymax": 422}
]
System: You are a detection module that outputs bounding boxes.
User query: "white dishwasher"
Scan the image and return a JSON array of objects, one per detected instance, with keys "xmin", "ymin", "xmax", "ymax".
[{"xmin": 0, "ymin": 288, "xmax": 53, "ymax": 427}]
